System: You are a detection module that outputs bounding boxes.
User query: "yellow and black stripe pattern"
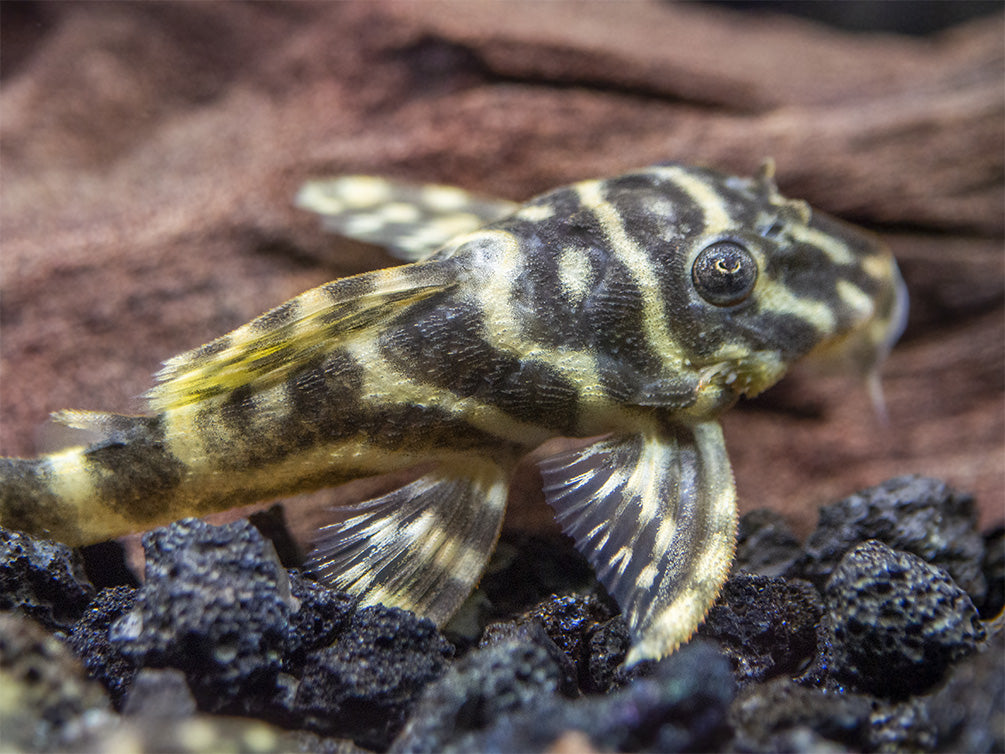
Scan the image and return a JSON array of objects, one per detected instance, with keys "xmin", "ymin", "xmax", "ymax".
[{"xmin": 0, "ymin": 162, "xmax": 907, "ymax": 663}]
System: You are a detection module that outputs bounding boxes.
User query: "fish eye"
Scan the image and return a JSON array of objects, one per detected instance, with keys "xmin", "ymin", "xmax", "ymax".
[{"xmin": 691, "ymin": 241, "xmax": 758, "ymax": 306}]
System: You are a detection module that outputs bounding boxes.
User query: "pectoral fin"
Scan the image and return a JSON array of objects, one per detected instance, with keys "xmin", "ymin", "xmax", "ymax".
[
  {"xmin": 539, "ymin": 422, "xmax": 737, "ymax": 665},
  {"xmin": 308, "ymin": 461, "xmax": 509, "ymax": 625}
]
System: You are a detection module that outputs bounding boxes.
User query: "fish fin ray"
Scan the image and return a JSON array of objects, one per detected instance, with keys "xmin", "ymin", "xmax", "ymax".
[
  {"xmin": 296, "ymin": 175, "xmax": 517, "ymax": 262},
  {"xmin": 49, "ymin": 409, "xmax": 158, "ymax": 445},
  {"xmin": 540, "ymin": 422, "xmax": 737, "ymax": 664},
  {"xmin": 146, "ymin": 263, "xmax": 455, "ymax": 411},
  {"xmin": 308, "ymin": 463, "xmax": 508, "ymax": 625}
]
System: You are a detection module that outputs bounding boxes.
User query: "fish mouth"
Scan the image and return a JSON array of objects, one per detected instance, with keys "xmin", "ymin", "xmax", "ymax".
[
  {"xmin": 687, "ymin": 352, "xmax": 789, "ymax": 422},
  {"xmin": 697, "ymin": 354, "xmax": 786, "ymax": 399}
]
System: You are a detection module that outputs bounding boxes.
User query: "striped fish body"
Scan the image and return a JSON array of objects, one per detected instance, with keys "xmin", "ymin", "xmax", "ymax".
[{"xmin": 0, "ymin": 163, "xmax": 907, "ymax": 664}]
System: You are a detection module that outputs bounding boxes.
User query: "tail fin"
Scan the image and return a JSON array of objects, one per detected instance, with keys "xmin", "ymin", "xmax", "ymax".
[{"xmin": 0, "ymin": 411, "xmax": 183, "ymax": 546}]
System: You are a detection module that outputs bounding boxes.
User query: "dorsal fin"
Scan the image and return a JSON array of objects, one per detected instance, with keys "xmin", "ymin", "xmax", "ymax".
[
  {"xmin": 296, "ymin": 175, "xmax": 518, "ymax": 262},
  {"xmin": 147, "ymin": 263, "xmax": 455, "ymax": 412}
]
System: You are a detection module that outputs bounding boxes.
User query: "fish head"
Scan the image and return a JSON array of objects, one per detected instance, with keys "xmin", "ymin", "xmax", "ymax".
[{"xmin": 615, "ymin": 161, "xmax": 909, "ymax": 420}]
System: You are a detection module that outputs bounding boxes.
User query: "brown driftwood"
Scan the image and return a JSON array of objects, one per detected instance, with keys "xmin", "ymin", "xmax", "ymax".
[{"xmin": 2, "ymin": 1, "xmax": 1002, "ymax": 536}]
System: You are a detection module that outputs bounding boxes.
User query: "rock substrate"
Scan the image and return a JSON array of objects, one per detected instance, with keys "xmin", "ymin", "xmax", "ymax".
[{"xmin": 1, "ymin": 475, "xmax": 1001, "ymax": 752}]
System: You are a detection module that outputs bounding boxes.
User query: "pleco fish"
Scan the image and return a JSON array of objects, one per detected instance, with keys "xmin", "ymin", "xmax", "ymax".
[{"xmin": 0, "ymin": 162, "xmax": 908, "ymax": 664}]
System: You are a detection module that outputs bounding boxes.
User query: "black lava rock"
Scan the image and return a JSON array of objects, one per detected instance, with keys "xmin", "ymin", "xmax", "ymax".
[
  {"xmin": 0, "ymin": 612, "xmax": 114, "ymax": 752},
  {"xmin": 979, "ymin": 524, "xmax": 1004, "ymax": 619},
  {"xmin": 584, "ymin": 616, "xmax": 632, "ymax": 693},
  {"xmin": 4, "ymin": 475, "xmax": 997, "ymax": 753},
  {"xmin": 730, "ymin": 676, "xmax": 875, "ymax": 752},
  {"xmin": 478, "ymin": 618, "xmax": 579, "ymax": 695},
  {"xmin": 868, "ymin": 697, "xmax": 938, "ymax": 753},
  {"xmin": 293, "ymin": 604, "xmax": 454, "ymax": 750},
  {"xmin": 111, "ymin": 518, "xmax": 296, "ymax": 714},
  {"xmin": 283, "ymin": 570, "xmax": 357, "ymax": 676},
  {"xmin": 392, "ymin": 639, "xmax": 573, "ymax": 754},
  {"xmin": 733, "ymin": 509, "xmax": 803, "ymax": 578},
  {"xmin": 821, "ymin": 540, "xmax": 985, "ymax": 698},
  {"xmin": 0, "ymin": 526, "xmax": 95, "ymax": 633},
  {"xmin": 698, "ymin": 572, "xmax": 821, "ymax": 684},
  {"xmin": 121, "ymin": 668, "xmax": 197, "ymax": 718},
  {"xmin": 865, "ymin": 634, "xmax": 1005, "ymax": 753},
  {"xmin": 68, "ymin": 584, "xmax": 138, "ymax": 708},
  {"xmin": 798, "ymin": 475, "xmax": 987, "ymax": 601},
  {"xmin": 441, "ymin": 640, "xmax": 734, "ymax": 754},
  {"xmin": 926, "ymin": 633, "xmax": 1004, "ymax": 753},
  {"xmin": 480, "ymin": 593, "xmax": 614, "ymax": 692},
  {"xmin": 523, "ymin": 593, "xmax": 613, "ymax": 659}
]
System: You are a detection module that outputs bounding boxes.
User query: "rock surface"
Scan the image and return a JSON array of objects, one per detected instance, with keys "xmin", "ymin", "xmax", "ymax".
[
  {"xmin": 698, "ymin": 572, "xmax": 822, "ymax": 685},
  {"xmin": 293, "ymin": 605, "xmax": 455, "ymax": 750},
  {"xmin": 0, "ymin": 612, "xmax": 115, "ymax": 752},
  {"xmin": 818, "ymin": 540, "xmax": 985, "ymax": 698},
  {"xmin": 925, "ymin": 637, "xmax": 1005, "ymax": 753},
  {"xmin": 112, "ymin": 518, "xmax": 295, "ymax": 713},
  {"xmin": 0, "ymin": 474, "xmax": 1002, "ymax": 752},
  {"xmin": 391, "ymin": 640, "xmax": 574, "ymax": 754},
  {"xmin": 0, "ymin": 527, "xmax": 95, "ymax": 633},
  {"xmin": 418, "ymin": 640, "xmax": 736, "ymax": 754},
  {"xmin": 733, "ymin": 508, "xmax": 804, "ymax": 578},
  {"xmin": 798, "ymin": 475, "xmax": 988, "ymax": 600},
  {"xmin": 69, "ymin": 585, "xmax": 137, "ymax": 707}
]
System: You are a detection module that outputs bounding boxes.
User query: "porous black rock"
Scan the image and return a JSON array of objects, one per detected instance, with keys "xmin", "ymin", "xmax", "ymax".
[
  {"xmin": 0, "ymin": 612, "xmax": 115, "ymax": 752},
  {"xmin": 863, "ymin": 633, "xmax": 1005, "ymax": 753},
  {"xmin": 110, "ymin": 518, "xmax": 295, "ymax": 714},
  {"xmin": 68, "ymin": 584, "xmax": 138, "ymax": 708},
  {"xmin": 698, "ymin": 572, "xmax": 821, "ymax": 685},
  {"xmin": 480, "ymin": 593, "xmax": 614, "ymax": 692},
  {"xmin": 283, "ymin": 570, "xmax": 357, "ymax": 676},
  {"xmin": 730, "ymin": 677, "xmax": 874, "ymax": 752},
  {"xmin": 4, "ymin": 475, "xmax": 998, "ymax": 753},
  {"xmin": 979, "ymin": 524, "xmax": 1004, "ymax": 618},
  {"xmin": 478, "ymin": 618, "xmax": 578, "ymax": 696},
  {"xmin": 926, "ymin": 633, "xmax": 1004, "ymax": 753},
  {"xmin": 866, "ymin": 697, "xmax": 937, "ymax": 753},
  {"xmin": 733, "ymin": 508, "xmax": 803, "ymax": 578},
  {"xmin": 821, "ymin": 540, "xmax": 985, "ymax": 698},
  {"xmin": 121, "ymin": 668, "xmax": 197, "ymax": 718},
  {"xmin": 391, "ymin": 639, "xmax": 573, "ymax": 754},
  {"xmin": 522, "ymin": 594, "xmax": 613, "ymax": 660},
  {"xmin": 0, "ymin": 526, "xmax": 95, "ymax": 633},
  {"xmin": 797, "ymin": 475, "xmax": 987, "ymax": 601},
  {"xmin": 293, "ymin": 604, "xmax": 454, "ymax": 750},
  {"xmin": 438, "ymin": 640, "xmax": 734, "ymax": 754},
  {"xmin": 584, "ymin": 616, "xmax": 631, "ymax": 693}
]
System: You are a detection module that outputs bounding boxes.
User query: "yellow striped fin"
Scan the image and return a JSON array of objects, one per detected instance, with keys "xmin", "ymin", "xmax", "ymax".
[
  {"xmin": 540, "ymin": 421, "xmax": 737, "ymax": 664},
  {"xmin": 296, "ymin": 175, "xmax": 518, "ymax": 262},
  {"xmin": 147, "ymin": 263, "xmax": 455, "ymax": 412},
  {"xmin": 309, "ymin": 460, "xmax": 509, "ymax": 624}
]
